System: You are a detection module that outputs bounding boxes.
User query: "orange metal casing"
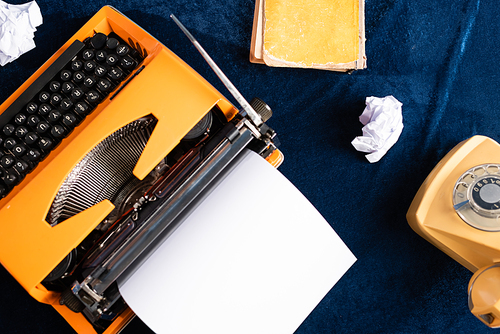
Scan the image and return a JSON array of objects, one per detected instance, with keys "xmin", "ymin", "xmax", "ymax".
[
  {"xmin": 407, "ymin": 135, "xmax": 500, "ymax": 273},
  {"xmin": 0, "ymin": 6, "xmax": 248, "ymax": 333}
]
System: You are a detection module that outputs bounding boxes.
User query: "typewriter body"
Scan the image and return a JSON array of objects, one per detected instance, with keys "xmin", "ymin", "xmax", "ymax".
[
  {"xmin": 407, "ymin": 135, "xmax": 500, "ymax": 328},
  {"xmin": 0, "ymin": 6, "xmax": 282, "ymax": 333}
]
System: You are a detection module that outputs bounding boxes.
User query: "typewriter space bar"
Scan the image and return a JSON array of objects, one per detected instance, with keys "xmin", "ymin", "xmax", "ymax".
[{"xmin": 0, "ymin": 40, "xmax": 85, "ymax": 129}]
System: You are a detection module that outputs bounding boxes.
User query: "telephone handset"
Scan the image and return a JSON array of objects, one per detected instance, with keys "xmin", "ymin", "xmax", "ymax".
[{"xmin": 407, "ymin": 135, "xmax": 500, "ymax": 328}]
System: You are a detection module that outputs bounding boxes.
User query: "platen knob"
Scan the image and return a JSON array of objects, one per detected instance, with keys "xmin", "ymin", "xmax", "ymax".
[{"xmin": 250, "ymin": 97, "xmax": 273, "ymax": 123}]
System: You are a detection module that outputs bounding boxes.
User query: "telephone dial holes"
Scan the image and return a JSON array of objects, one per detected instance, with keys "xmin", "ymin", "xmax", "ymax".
[
  {"xmin": 473, "ymin": 166, "xmax": 486, "ymax": 176},
  {"xmin": 487, "ymin": 165, "xmax": 500, "ymax": 174},
  {"xmin": 456, "ymin": 183, "xmax": 468, "ymax": 193},
  {"xmin": 462, "ymin": 172, "xmax": 475, "ymax": 184}
]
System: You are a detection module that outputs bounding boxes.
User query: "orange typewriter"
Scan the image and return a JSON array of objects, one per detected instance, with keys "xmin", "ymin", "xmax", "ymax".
[{"xmin": 0, "ymin": 6, "xmax": 282, "ymax": 333}]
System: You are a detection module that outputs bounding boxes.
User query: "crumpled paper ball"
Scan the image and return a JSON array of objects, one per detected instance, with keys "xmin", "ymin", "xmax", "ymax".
[
  {"xmin": 0, "ymin": 0, "xmax": 43, "ymax": 66},
  {"xmin": 351, "ymin": 96, "xmax": 404, "ymax": 163}
]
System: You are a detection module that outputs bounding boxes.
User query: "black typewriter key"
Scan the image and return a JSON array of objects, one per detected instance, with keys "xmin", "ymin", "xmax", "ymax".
[
  {"xmin": 82, "ymin": 49, "xmax": 95, "ymax": 60},
  {"xmin": 95, "ymin": 50, "xmax": 107, "ymax": 62},
  {"xmin": 74, "ymin": 102, "xmax": 89, "ymax": 115},
  {"xmin": 48, "ymin": 110, "xmax": 62, "ymax": 123},
  {"xmin": 13, "ymin": 160, "xmax": 28, "ymax": 174},
  {"xmin": 39, "ymin": 91, "xmax": 50, "ymax": 103},
  {"xmin": 14, "ymin": 126, "xmax": 28, "ymax": 138},
  {"xmin": 108, "ymin": 67, "xmax": 123, "ymax": 80},
  {"xmin": 12, "ymin": 144, "xmax": 26, "ymax": 157},
  {"xmin": 39, "ymin": 137, "xmax": 53, "ymax": 150},
  {"xmin": 83, "ymin": 76, "xmax": 97, "ymax": 88},
  {"xmin": 4, "ymin": 138, "xmax": 16, "ymax": 150},
  {"xmin": 26, "ymin": 102, "xmax": 38, "ymax": 114},
  {"xmin": 1, "ymin": 155, "xmax": 15, "ymax": 168},
  {"xmin": 97, "ymin": 79, "xmax": 112, "ymax": 92},
  {"xmin": 106, "ymin": 37, "xmax": 119, "ymax": 50},
  {"xmin": 61, "ymin": 82, "xmax": 75, "ymax": 94},
  {"xmin": 26, "ymin": 148, "xmax": 41, "ymax": 161},
  {"xmin": 95, "ymin": 64, "xmax": 107, "ymax": 77},
  {"xmin": 14, "ymin": 113, "xmax": 26, "ymax": 125},
  {"xmin": 4, "ymin": 170, "xmax": 18, "ymax": 186},
  {"xmin": 51, "ymin": 125, "xmax": 65, "ymax": 138},
  {"xmin": 36, "ymin": 121, "xmax": 51, "ymax": 134},
  {"xmin": 120, "ymin": 56, "xmax": 135, "ymax": 70},
  {"xmin": 60, "ymin": 70, "xmax": 72, "ymax": 81},
  {"xmin": 71, "ymin": 60, "xmax": 83, "ymax": 71},
  {"xmin": 38, "ymin": 103, "xmax": 52, "ymax": 116},
  {"xmin": 50, "ymin": 93, "xmax": 62, "ymax": 106},
  {"xmin": 84, "ymin": 60, "xmax": 96, "ymax": 72},
  {"xmin": 27, "ymin": 116, "xmax": 40, "ymax": 127},
  {"xmin": 90, "ymin": 33, "xmax": 107, "ymax": 49},
  {"xmin": 71, "ymin": 88, "xmax": 84, "ymax": 100},
  {"xmin": 25, "ymin": 132, "xmax": 39, "ymax": 145},
  {"xmin": 3, "ymin": 124, "xmax": 15, "ymax": 136},
  {"xmin": 62, "ymin": 113, "xmax": 77, "ymax": 127},
  {"xmin": 106, "ymin": 54, "xmax": 119, "ymax": 66},
  {"xmin": 0, "ymin": 184, "xmax": 6, "ymax": 198},
  {"xmin": 60, "ymin": 99, "xmax": 73, "ymax": 111},
  {"xmin": 116, "ymin": 44, "xmax": 129, "ymax": 56},
  {"xmin": 73, "ymin": 71, "xmax": 85, "ymax": 83},
  {"xmin": 49, "ymin": 81, "xmax": 61, "ymax": 92},
  {"xmin": 86, "ymin": 91, "xmax": 100, "ymax": 104}
]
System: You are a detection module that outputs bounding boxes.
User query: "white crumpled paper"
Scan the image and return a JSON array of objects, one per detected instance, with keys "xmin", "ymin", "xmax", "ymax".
[
  {"xmin": 351, "ymin": 96, "xmax": 404, "ymax": 163},
  {"xmin": 0, "ymin": 0, "xmax": 43, "ymax": 66}
]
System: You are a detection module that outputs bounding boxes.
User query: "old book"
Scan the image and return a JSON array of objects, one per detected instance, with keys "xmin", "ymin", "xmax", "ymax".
[{"xmin": 250, "ymin": 0, "xmax": 366, "ymax": 72}]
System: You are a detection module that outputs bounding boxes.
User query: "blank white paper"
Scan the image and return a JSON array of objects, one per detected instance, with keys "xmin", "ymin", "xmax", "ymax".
[{"xmin": 118, "ymin": 150, "xmax": 356, "ymax": 334}]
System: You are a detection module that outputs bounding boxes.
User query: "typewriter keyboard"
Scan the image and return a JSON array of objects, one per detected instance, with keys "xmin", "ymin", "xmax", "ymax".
[{"xmin": 0, "ymin": 32, "xmax": 143, "ymax": 198}]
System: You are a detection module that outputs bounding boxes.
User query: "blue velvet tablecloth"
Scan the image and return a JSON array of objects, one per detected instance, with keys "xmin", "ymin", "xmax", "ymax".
[{"xmin": 0, "ymin": 0, "xmax": 499, "ymax": 333}]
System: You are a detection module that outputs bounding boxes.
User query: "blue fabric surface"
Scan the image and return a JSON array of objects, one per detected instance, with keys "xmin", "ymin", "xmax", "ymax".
[{"xmin": 0, "ymin": 0, "xmax": 499, "ymax": 333}]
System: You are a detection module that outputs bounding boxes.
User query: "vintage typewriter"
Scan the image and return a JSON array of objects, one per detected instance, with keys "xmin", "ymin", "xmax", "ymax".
[{"xmin": 0, "ymin": 6, "xmax": 282, "ymax": 333}]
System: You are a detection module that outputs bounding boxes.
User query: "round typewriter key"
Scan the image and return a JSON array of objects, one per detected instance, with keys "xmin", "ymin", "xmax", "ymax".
[
  {"xmin": 36, "ymin": 121, "xmax": 50, "ymax": 134},
  {"xmin": 2, "ymin": 124, "xmax": 15, "ymax": 136},
  {"xmin": 0, "ymin": 185, "xmax": 6, "ymax": 198},
  {"xmin": 71, "ymin": 88, "xmax": 84, "ymax": 100},
  {"xmin": 60, "ymin": 99, "xmax": 74, "ymax": 111},
  {"xmin": 27, "ymin": 115, "xmax": 40, "ymax": 127},
  {"xmin": 71, "ymin": 60, "xmax": 83, "ymax": 71},
  {"xmin": 116, "ymin": 44, "xmax": 129, "ymax": 56},
  {"xmin": 39, "ymin": 91, "xmax": 50, "ymax": 103},
  {"xmin": 50, "ymin": 93, "xmax": 62, "ymax": 106},
  {"xmin": 14, "ymin": 126, "xmax": 28, "ymax": 138},
  {"xmin": 1, "ymin": 155, "xmax": 15, "ymax": 168},
  {"xmin": 25, "ymin": 132, "xmax": 39, "ymax": 145},
  {"xmin": 120, "ymin": 56, "xmax": 135, "ymax": 70},
  {"xmin": 14, "ymin": 113, "xmax": 26, "ymax": 125},
  {"xmin": 90, "ymin": 33, "xmax": 107, "ymax": 49},
  {"xmin": 97, "ymin": 79, "xmax": 112, "ymax": 92},
  {"xmin": 26, "ymin": 148, "xmax": 41, "ymax": 161},
  {"xmin": 83, "ymin": 76, "xmax": 97, "ymax": 88},
  {"xmin": 38, "ymin": 137, "xmax": 53, "ymax": 150},
  {"xmin": 51, "ymin": 125, "xmax": 65, "ymax": 138},
  {"xmin": 38, "ymin": 103, "xmax": 52, "ymax": 116},
  {"xmin": 61, "ymin": 82, "xmax": 75, "ymax": 94},
  {"xmin": 26, "ymin": 102, "xmax": 38, "ymax": 114},
  {"xmin": 106, "ymin": 54, "xmax": 119, "ymax": 66},
  {"xmin": 13, "ymin": 160, "xmax": 28, "ymax": 173},
  {"xmin": 106, "ymin": 37, "xmax": 119, "ymax": 49},
  {"xmin": 95, "ymin": 50, "xmax": 107, "ymax": 62},
  {"xmin": 73, "ymin": 71, "xmax": 85, "ymax": 83},
  {"xmin": 3, "ymin": 170, "xmax": 18, "ymax": 186},
  {"xmin": 108, "ymin": 67, "xmax": 123, "ymax": 80},
  {"xmin": 12, "ymin": 144, "xmax": 26, "ymax": 157},
  {"xmin": 49, "ymin": 81, "xmax": 61, "ymax": 92},
  {"xmin": 4, "ymin": 138, "xmax": 16, "ymax": 150},
  {"xmin": 95, "ymin": 64, "xmax": 107, "ymax": 77},
  {"xmin": 82, "ymin": 49, "xmax": 95, "ymax": 60},
  {"xmin": 60, "ymin": 70, "xmax": 72, "ymax": 81},
  {"xmin": 48, "ymin": 110, "xmax": 62, "ymax": 123},
  {"xmin": 84, "ymin": 60, "xmax": 96, "ymax": 72},
  {"xmin": 62, "ymin": 113, "xmax": 77, "ymax": 127},
  {"xmin": 86, "ymin": 90, "xmax": 100, "ymax": 103},
  {"xmin": 74, "ymin": 102, "xmax": 89, "ymax": 115}
]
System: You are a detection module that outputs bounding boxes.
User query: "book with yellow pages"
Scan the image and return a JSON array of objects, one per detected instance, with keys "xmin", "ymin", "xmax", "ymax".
[{"xmin": 250, "ymin": 0, "xmax": 366, "ymax": 72}]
